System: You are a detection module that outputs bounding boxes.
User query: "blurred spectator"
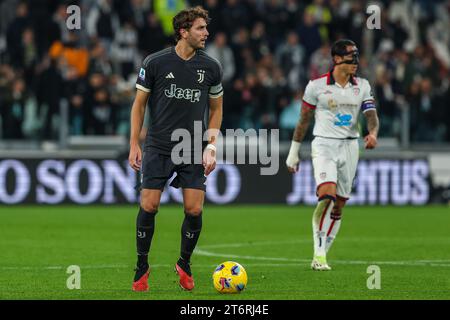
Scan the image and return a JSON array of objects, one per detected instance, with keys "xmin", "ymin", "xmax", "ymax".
[
  {"xmin": 284, "ymin": 0, "xmax": 303, "ymax": 30},
  {"xmin": 203, "ymin": 0, "xmax": 223, "ymax": 37},
  {"xmin": 275, "ymin": 31, "xmax": 305, "ymax": 91},
  {"xmin": 263, "ymin": 0, "xmax": 290, "ymax": 50},
  {"xmin": 223, "ymin": 78, "xmax": 245, "ymax": 129},
  {"xmin": 296, "ymin": 10, "xmax": 322, "ymax": 64},
  {"xmin": 272, "ymin": 66, "xmax": 290, "ymax": 119},
  {"xmin": 49, "ymin": 3, "xmax": 72, "ymax": 45},
  {"xmin": 119, "ymin": 0, "xmax": 152, "ymax": 30},
  {"xmin": 138, "ymin": 12, "xmax": 168, "ymax": 55},
  {"xmin": 111, "ymin": 20, "xmax": 139, "ymax": 79},
  {"xmin": 109, "ymin": 73, "xmax": 135, "ymax": 136},
  {"xmin": 49, "ymin": 31, "xmax": 89, "ymax": 78},
  {"xmin": 1, "ymin": 77, "xmax": 29, "ymax": 139},
  {"xmin": 90, "ymin": 88, "xmax": 116, "ymax": 135},
  {"xmin": 220, "ymin": 0, "xmax": 250, "ymax": 37},
  {"xmin": 309, "ymin": 42, "xmax": 332, "ymax": 80},
  {"xmin": 239, "ymin": 73, "xmax": 259, "ymax": 130},
  {"xmin": 84, "ymin": 72, "xmax": 106, "ymax": 134},
  {"xmin": 426, "ymin": 2, "xmax": 450, "ymax": 69},
  {"xmin": 374, "ymin": 63, "xmax": 400, "ymax": 138},
  {"xmin": 389, "ymin": 19, "xmax": 409, "ymax": 50},
  {"xmin": 153, "ymin": 0, "xmax": 186, "ymax": 36},
  {"xmin": 305, "ymin": 0, "xmax": 332, "ymax": 44},
  {"xmin": 88, "ymin": 40, "xmax": 113, "ymax": 76},
  {"xmin": 230, "ymin": 27, "xmax": 250, "ymax": 79},
  {"xmin": 249, "ymin": 21, "xmax": 270, "ymax": 62},
  {"xmin": 206, "ymin": 32, "xmax": 235, "ymax": 84},
  {"xmin": 253, "ymin": 66, "xmax": 277, "ymax": 130},
  {"xmin": 6, "ymin": 1, "xmax": 30, "ymax": 68},
  {"xmin": 69, "ymin": 94, "xmax": 84, "ymax": 136},
  {"xmin": 86, "ymin": 0, "xmax": 120, "ymax": 47},
  {"xmin": 34, "ymin": 57, "xmax": 63, "ymax": 140},
  {"xmin": 327, "ymin": 0, "xmax": 351, "ymax": 41},
  {"xmin": 408, "ymin": 77, "xmax": 446, "ymax": 142}
]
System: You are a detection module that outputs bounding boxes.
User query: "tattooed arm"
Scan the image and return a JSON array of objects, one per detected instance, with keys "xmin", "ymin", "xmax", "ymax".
[
  {"xmin": 293, "ymin": 106, "xmax": 315, "ymax": 142},
  {"xmin": 286, "ymin": 105, "xmax": 315, "ymax": 173},
  {"xmin": 363, "ymin": 109, "xmax": 379, "ymax": 149}
]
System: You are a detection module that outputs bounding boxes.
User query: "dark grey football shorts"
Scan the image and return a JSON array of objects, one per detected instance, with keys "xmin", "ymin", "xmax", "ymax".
[{"xmin": 140, "ymin": 148, "xmax": 206, "ymax": 192}]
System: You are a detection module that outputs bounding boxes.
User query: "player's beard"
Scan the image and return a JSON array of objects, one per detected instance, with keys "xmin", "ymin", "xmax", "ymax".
[
  {"xmin": 196, "ymin": 39, "xmax": 206, "ymax": 49},
  {"xmin": 188, "ymin": 36, "xmax": 206, "ymax": 50}
]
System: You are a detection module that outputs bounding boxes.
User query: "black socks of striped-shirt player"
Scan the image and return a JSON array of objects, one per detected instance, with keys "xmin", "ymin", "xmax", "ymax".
[
  {"xmin": 179, "ymin": 212, "xmax": 203, "ymax": 275},
  {"xmin": 136, "ymin": 207, "xmax": 157, "ymax": 269}
]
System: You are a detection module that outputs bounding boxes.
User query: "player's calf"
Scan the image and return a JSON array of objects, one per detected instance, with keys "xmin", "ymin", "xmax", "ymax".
[
  {"xmin": 133, "ymin": 207, "xmax": 157, "ymax": 291},
  {"xmin": 325, "ymin": 206, "xmax": 343, "ymax": 253},
  {"xmin": 312, "ymin": 194, "xmax": 336, "ymax": 259}
]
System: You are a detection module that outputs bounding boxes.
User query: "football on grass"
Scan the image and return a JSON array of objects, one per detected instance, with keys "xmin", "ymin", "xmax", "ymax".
[{"xmin": 212, "ymin": 261, "xmax": 248, "ymax": 293}]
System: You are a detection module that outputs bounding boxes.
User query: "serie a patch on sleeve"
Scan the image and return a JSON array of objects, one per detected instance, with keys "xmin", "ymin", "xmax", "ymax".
[{"xmin": 139, "ymin": 68, "xmax": 146, "ymax": 80}]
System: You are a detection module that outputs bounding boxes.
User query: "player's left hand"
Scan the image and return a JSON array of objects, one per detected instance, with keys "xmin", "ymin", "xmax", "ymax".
[
  {"xmin": 203, "ymin": 146, "xmax": 216, "ymax": 176},
  {"xmin": 364, "ymin": 133, "xmax": 378, "ymax": 149}
]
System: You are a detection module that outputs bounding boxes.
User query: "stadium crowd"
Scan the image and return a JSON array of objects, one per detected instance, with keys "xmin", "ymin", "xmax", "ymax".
[{"xmin": 0, "ymin": 0, "xmax": 448, "ymax": 142}]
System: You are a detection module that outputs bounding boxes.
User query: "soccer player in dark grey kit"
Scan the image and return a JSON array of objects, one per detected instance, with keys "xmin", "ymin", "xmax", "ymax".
[{"xmin": 128, "ymin": 6, "xmax": 223, "ymax": 292}]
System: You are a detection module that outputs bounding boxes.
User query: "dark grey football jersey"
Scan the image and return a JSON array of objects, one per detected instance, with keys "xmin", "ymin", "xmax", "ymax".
[{"xmin": 136, "ymin": 46, "xmax": 223, "ymax": 155}]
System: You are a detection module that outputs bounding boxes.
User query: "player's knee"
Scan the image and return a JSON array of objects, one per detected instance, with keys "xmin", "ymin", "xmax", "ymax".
[
  {"xmin": 318, "ymin": 194, "xmax": 336, "ymax": 204},
  {"xmin": 317, "ymin": 185, "xmax": 336, "ymax": 200},
  {"xmin": 140, "ymin": 199, "xmax": 160, "ymax": 213},
  {"xmin": 184, "ymin": 206, "xmax": 203, "ymax": 216}
]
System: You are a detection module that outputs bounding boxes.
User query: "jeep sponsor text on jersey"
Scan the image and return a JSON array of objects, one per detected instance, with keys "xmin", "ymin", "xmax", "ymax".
[{"xmin": 164, "ymin": 84, "xmax": 201, "ymax": 102}]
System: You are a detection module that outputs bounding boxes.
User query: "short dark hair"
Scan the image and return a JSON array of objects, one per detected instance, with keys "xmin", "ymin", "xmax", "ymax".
[
  {"xmin": 173, "ymin": 6, "xmax": 210, "ymax": 42},
  {"xmin": 331, "ymin": 39, "xmax": 357, "ymax": 57}
]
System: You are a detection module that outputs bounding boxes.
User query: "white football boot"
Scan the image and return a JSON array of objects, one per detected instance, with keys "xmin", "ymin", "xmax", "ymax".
[{"xmin": 311, "ymin": 255, "xmax": 332, "ymax": 271}]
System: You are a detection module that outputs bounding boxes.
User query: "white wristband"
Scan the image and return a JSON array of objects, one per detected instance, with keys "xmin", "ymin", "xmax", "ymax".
[
  {"xmin": 286, "ymin": 140, "xmax": 301, "ymax": 169},
  {"xmin": 288, "ymin": 141, "xmax": 301, "ymax": 156},
  {"xmin": 206, "ymin": 144, "xmax": 216, "ymax": 152}
]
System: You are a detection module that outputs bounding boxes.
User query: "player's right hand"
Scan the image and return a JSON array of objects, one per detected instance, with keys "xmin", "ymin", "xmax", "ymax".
[
  {"xmin": 286, "ymin": 141, "xmax": 301, "ymax": 173},
  {"xmin": 203, "ymin": 144, "xmax": 217, "ymax": 176},
  {"xmin": 286, "ymin": 154, "xmax": 300, "ymax": 173},
  {"xmin": 129, "ymin": 144, "xmax": 142, "ymax": 171}
]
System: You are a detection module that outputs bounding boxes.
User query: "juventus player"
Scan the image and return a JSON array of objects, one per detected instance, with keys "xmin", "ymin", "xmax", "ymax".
[{"xmin": 129, "ymin": 7, "xmax": 223, "ymax": 291}]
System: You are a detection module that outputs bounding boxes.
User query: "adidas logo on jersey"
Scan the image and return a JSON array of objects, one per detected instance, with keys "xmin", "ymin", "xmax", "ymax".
[
  {"xmin": 164, "ymin": 84, "xmax": 201, "ymax": 102},
  {"xmin": 165, "ymin": 72, "xmax": 175, "ymax": 79}
]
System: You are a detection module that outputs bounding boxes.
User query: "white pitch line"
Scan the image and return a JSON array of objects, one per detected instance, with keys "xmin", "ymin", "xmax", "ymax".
[
  {"xmin": 199, "ymin": 240, "xmax": 310, "ymax": 249},
  {"xmin": 195, "ymin": 248, "xmax": 310, "ymax": 262},
  {"xmin": 194, "ymin": 244, "xmax": 450, "ymax": 268},
  {"xmin": 195, "ymin": 250, "xmax": 450, "ymax": 267}
]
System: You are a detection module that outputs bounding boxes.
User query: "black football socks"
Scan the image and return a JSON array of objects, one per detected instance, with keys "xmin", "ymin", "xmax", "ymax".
[
  {"xmin": 179, "ymin": 212, "xmax": 203, "ymax": 275},
  {"xmin": 135, "ymin": 207, "xmax": 157, "ymax": 276}
]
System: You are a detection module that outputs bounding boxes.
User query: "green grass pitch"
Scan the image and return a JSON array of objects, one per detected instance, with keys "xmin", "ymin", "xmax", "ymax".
[{"xmin": 0, "ymin": 205, "xmax": 449, "ymax": 300}]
